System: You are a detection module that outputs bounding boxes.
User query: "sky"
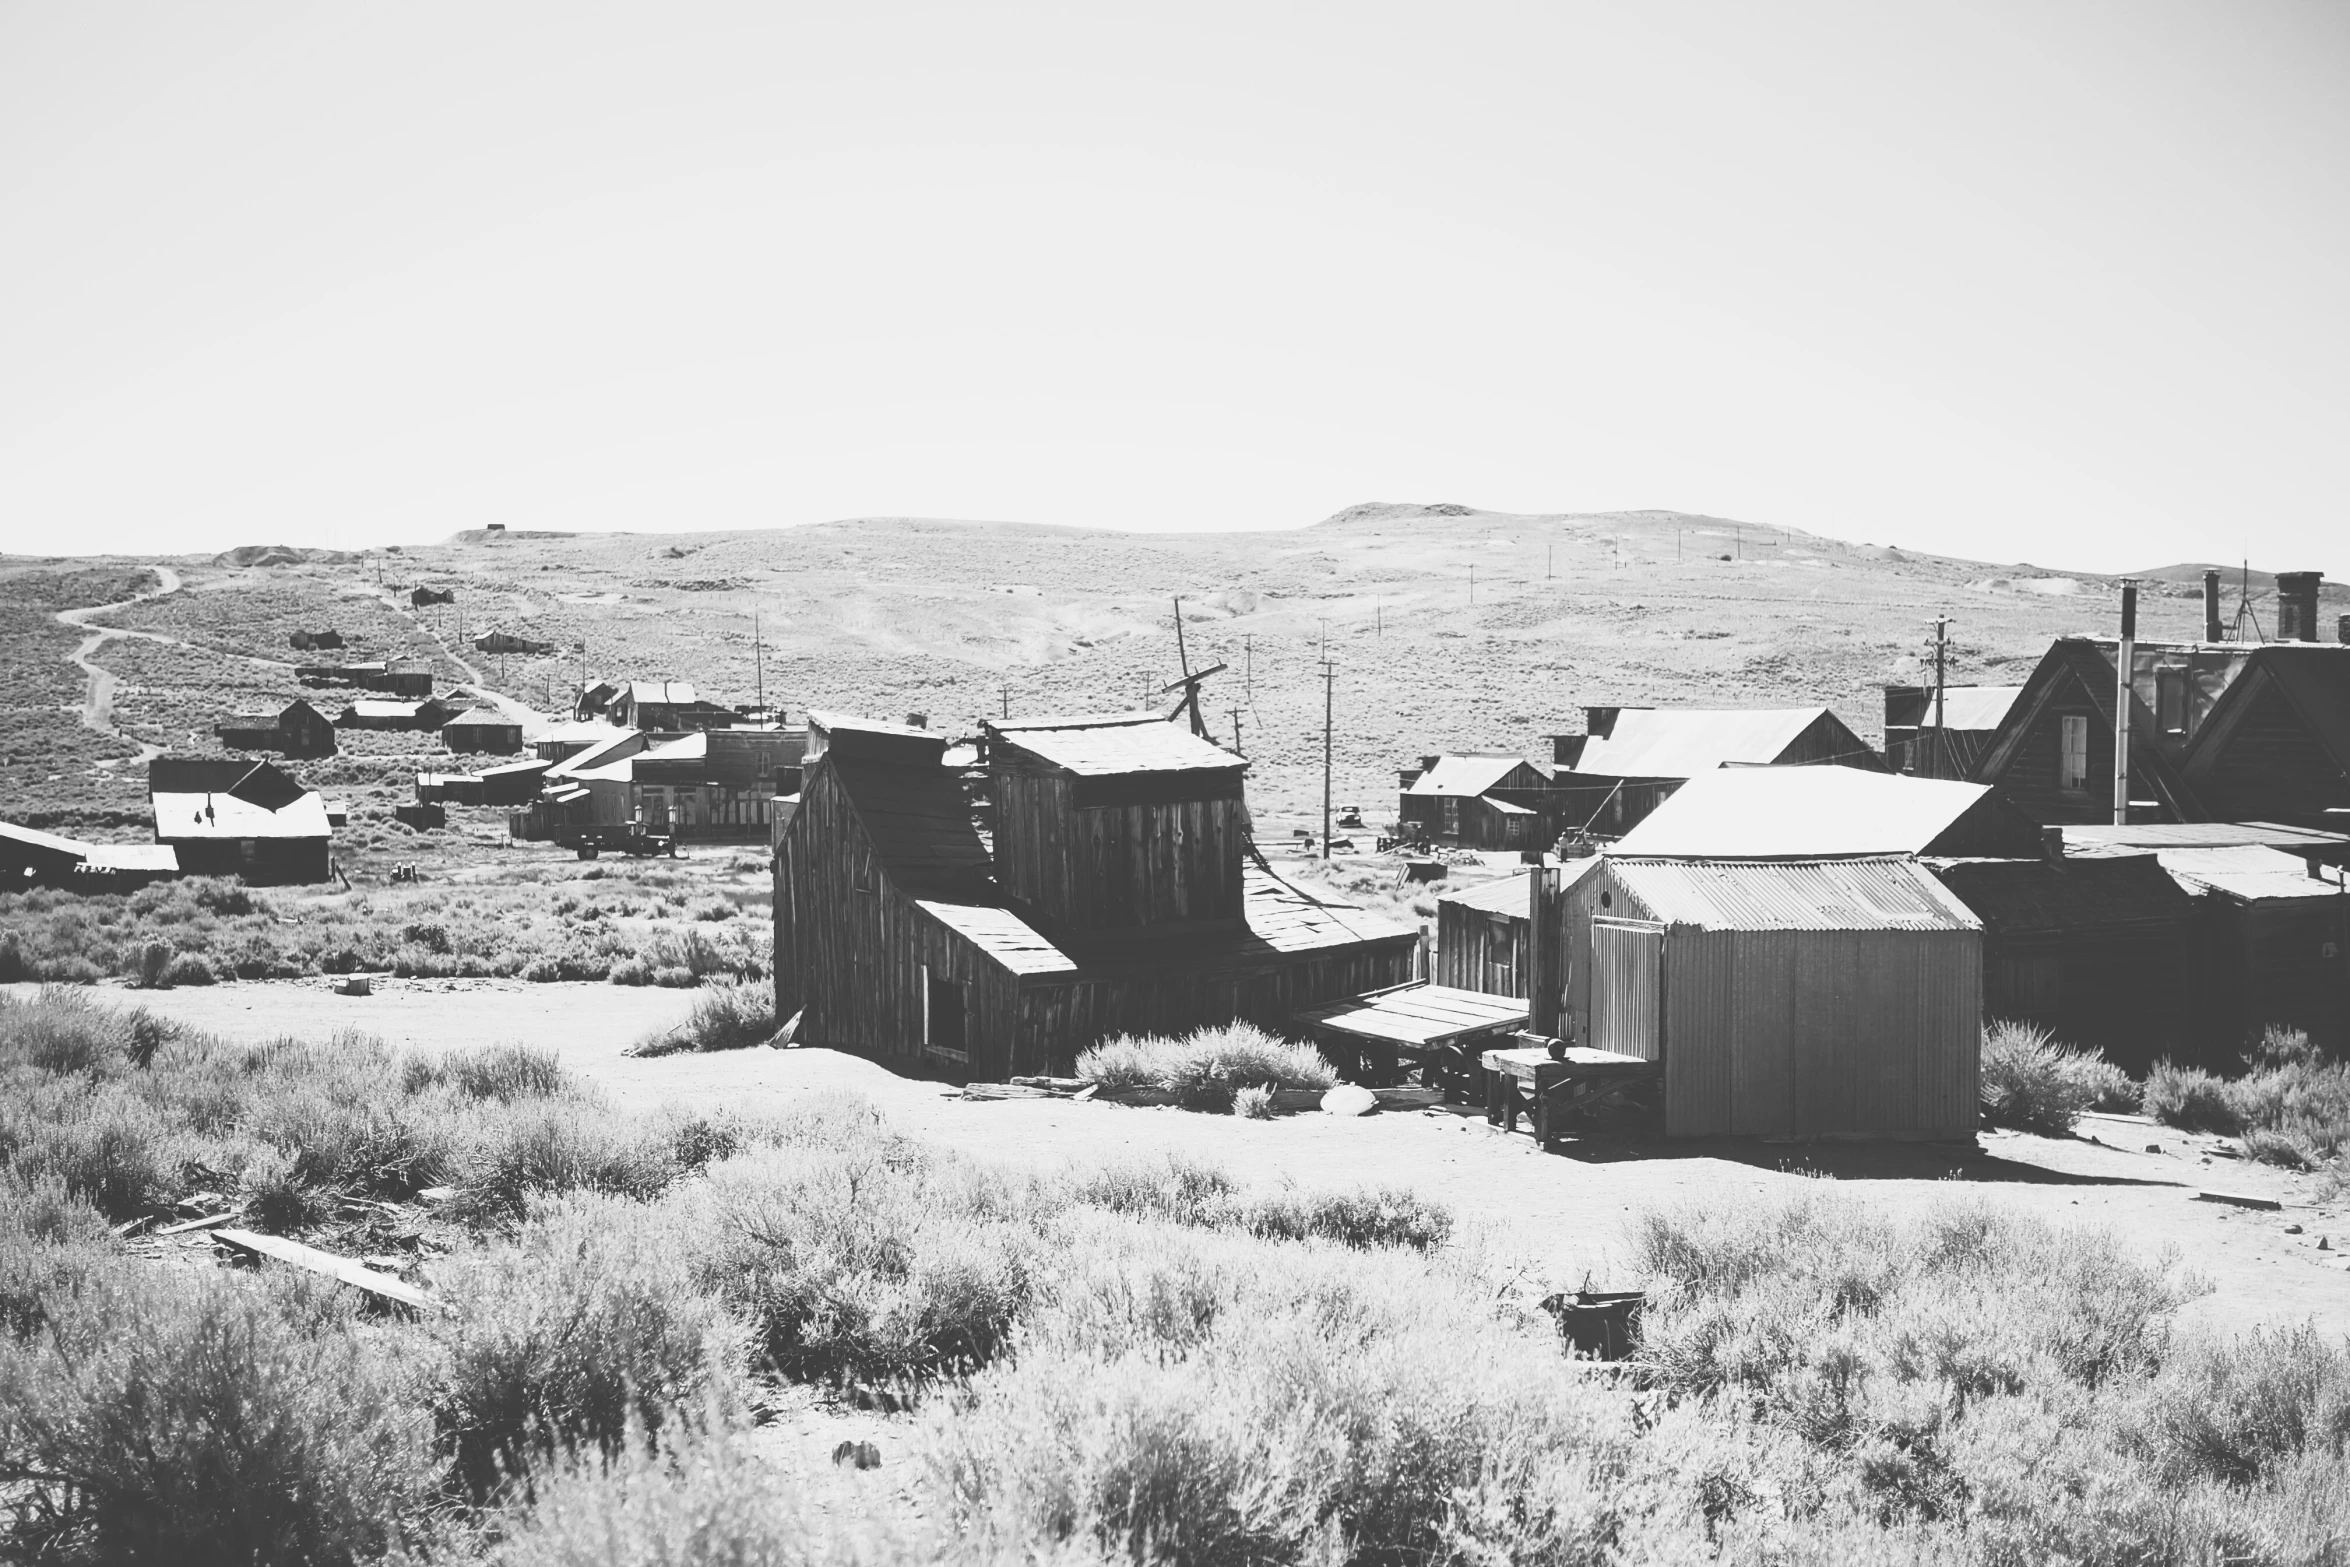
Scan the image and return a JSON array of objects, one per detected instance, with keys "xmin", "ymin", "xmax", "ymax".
[{"xmin": 1, "ymin": 1, "xmax": 2344, "ymax": 572}]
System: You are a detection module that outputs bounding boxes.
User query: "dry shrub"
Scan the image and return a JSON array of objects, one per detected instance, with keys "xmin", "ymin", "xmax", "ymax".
[
  {"xmin": 2143, "ymin": 1060, "xmax": 2241, "ymax": 1134},
  {"xmin": 1978, "ymin": 1019, "xmax": 2128, "ymax": 1135},
  {"xmin": 1076, "ymin": 1023, "xmax": 1337, "ymax": 1111},
  {"xmin": 630, "ymin": 979, "xmax": 775, "ymax": 1056},
  {"xmin": 0, "ymin": 1265, "xmax": 436, "ymax": 1566}
]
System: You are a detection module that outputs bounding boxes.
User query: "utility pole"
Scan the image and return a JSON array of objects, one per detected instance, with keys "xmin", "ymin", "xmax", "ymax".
[
  {"xmin": 1320, "ymin": 659, "xmax": 1335, "ymax": 860},
  {"xmin": 1000, "ymin": 685, "xmax": 1011, "ymax": 719},
  {"xmin": 1375, "ymin": 598, "xmax": 1382, "ymax": 637},
  {"xmin": 1227, "ymin": 706, "xmax": 1244, "ymax": 756},
  {"xmin": 1469, "ymin": 565, "xmax": 1476, "ymax": 605},
  {"xmin": 1546, "ymin": 543, "xmax": 1553, "ymax": 580},
  {"xmin": 2114, "ymin": 581, "xmax": 2137, "ymax": 825},
  {"xmin": 1242, "ymin": 634, "xmax": 1253, "ymax": 702},
  {"xmin": 1735, "ymin": 525, "xmax": 1742, "ymax": 561},
  {"xmin": 753, "ymin": 611, "xmax": 765, "ymax": 721},
  {"xmin": 1930, "ymin": 616, "xmax": 1949, "ymax": 779}
]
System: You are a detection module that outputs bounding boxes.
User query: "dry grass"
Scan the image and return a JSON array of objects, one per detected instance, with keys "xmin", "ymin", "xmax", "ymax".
[
  {"xmin": 2144, "ymin": 1026, "xmax": 2350, "ymax": 1171},
  {"xmin": 1075, "ymin": 1022, "xmax": 1338, "ymax": 1110}
]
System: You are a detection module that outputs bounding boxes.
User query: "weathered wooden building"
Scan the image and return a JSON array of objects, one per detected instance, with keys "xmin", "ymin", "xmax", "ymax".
[
  {"xmin": 512, "ymin": 728, "xmax": 801, "ymax": 842},
  {"xmin": 297, "ymin": 660, "xmax": 434, "ymax": 698},
  {"xmin": 773, "ymin": 712, "xmax": 1416, "ymax": 1079},
  {"xmin": 1557, "ymin": 855, "xmax": 1982, "ymax": 1139},
  {"xmin": 1396, "ymin": 754, "xmax": 1563, "ymax": 850},
  {"xmin": 1, "ymin": 820, "xmax": 177, "ymax": 890},
  {"xmin": 148, "ymin": 758, "xmax": 332, "ymax": 884},
  {"xmin": 216, "ymin": 699, "xmax": 339, "ymax": 759},
  {"xmin": 439, "ymin": 708, "xmax": 525, "ymax": 754},
  {"xmin": 1927, "ymin": 852, "xmax": 2197, "ymax": 1074},
  {"xmin": 607, "ymin": 681, "xmax": 742, "ymax": 731},
  {"xmin": 2063, "ymin": 839, "xmax": 2350, "ymax": 1057},
  {"xmin": 1883, "ymin": 685, "xmax": 2024, "ymax": 779},
  {"xmin": 1973, "ymin": 638, "xmax": 2350, "ymax": 829}
]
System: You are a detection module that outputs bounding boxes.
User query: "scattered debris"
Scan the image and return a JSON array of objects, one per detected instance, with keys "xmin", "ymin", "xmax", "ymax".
[
  {"xmin": 415, "ymin": 1186, "xmax": 456, "ymax": 1205},
  {"xmin": 212, "ymin": 1228, "xmax": 442, "ymax": 1311},
  {"xmin": 2145, "ymin": 1144, "xmax": 2163, "ymax": 1154},
  {"xmin": 336, "ymin": 976, "xmax": 373, "ymax": 997},
  {"xmin": 2194, "ymin": 1190, "xmax": 2283, "ymax": 1212},
  {"xmin": 1540, "ymin": 1290, "xmax": 1646, "ymax": 1361},
  {"xmin": 832, "ymin": 1440, "xmax": 882, "ymax": 1470},
  {"xmin": 2284, "ymin": 1223, "xmax": 2305, "ymax": 1235}
]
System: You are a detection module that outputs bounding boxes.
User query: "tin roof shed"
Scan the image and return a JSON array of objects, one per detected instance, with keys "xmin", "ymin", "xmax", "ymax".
[{"xmin": 1612, "ymin": 767, "xmax": 2042, "ymax": 859}]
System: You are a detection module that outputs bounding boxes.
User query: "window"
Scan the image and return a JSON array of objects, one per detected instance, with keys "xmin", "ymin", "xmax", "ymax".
[
  {"xmin": 1441, "ymin": 797, "xmax": 1461, "ymax": 837},
  {"xmin": 2156, "ymin": 670, "xmax": 2188, "ymax": 735},
  {"xmin": 2059, "ymin": 714, "xmax": 2090, "ymax": 792}
]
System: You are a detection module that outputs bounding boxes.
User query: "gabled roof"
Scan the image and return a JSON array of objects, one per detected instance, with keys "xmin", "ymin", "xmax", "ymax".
[
  {"xmin": 1404, "ymin": 754, "xmax": 1544, "ymax": 798},
  {"xmin": 1612, "ymin": 768, "xmax": 2025, "ymax": 858},
  {"xmin": 153, "ymin": 787, "xmax": 330, "ymax": 841},
  {"xmin": 441, "ymin": 707, "xmax": 519, "ymax": 727},
  {"xmin": 623, "ymin": 681, "xmax": 697, "ymax": 705},
  {"xmin": 987, "ymin": 714, "xmax": 1240, "ymax": 777},
  {"xmin": 1570, "ymin": 708, "xmax": 1852, "ymax": 778},
  {"xmin": 1607, "ymin": 855, "xmax": 1980, "ymax": 932},
  {"xmin": 1928, "ymin": 853, "xmax": 2193, "ymax": 933},
  {"xmin": 341, "ymin": 699, "xmax": 447, "ymax": 720},
  {"xmin": 1919, "ymin": 686, "xmax": 2025, "ymax": 732},
  {"xmin": 546, "ymin": 731, "xmax": 649, "ymax": 780},
  {"xmin": 825, "ymin": 753, "xmax": 993, "ymax": 898},
  {"xmin": 148, "ymin": 758, "xmax": 307, "ymax": 811},
  {"xmin": 2219, "ymin": 647, "xmax": 2350, "ymax": 782},
  {"xmin": 1972, "ymin": 639, "xmax": 2203, "ymax": 817}
]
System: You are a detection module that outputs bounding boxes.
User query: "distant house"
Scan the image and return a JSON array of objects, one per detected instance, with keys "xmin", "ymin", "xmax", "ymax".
[
  {"xmin": 440, "ymin": 708, "xmax": 525, "ymax": 754},
  {"xmin": 296, "ymin": 659, "xmax": 433, "ymax": 698},
  {"xmin": 148, "ymin": 758, "xmax": 331, "ymax": 884},
  {"xmin": 1553, "ymin": 705, "xmax": 1887, "ymax": 837},
  {"xmin": 336, "ymin": 698, "xmax": 457, "ymax": 733},
  {"xmin": 1, "ymin": 820, "xmax": 177, "ymax": 891},
  {"xmin": 1972, "ymin": 638, "xmax": 2350, "ymax": 829},
  {"xmin": 215, "ymin": 699, "xmax": 338, "ymax": 759},
  {"xmin": 1557, "ymin": 855, "xmax": 1981, "ymax": 1139},
  {"xmin": 1396, "ymin": 754, "xmax": 1558, "ymax": 849},
  {"xmin": 1612, "ymin": 767, "xmax": 2043, "ymax": 859},
  {"xmin": 773, "ymin": 712, "xmax": 1415, "ymax": 1079},
  {"xmin": 607, "ymin": 681, "xmax": 740, "ymax": 731},
  {"xmin": 1883, "ymin": 685, "xmax": 2024, "ymax": 779},
  {"xmin": 472, "ymin": 631, "xmax": 557, "ymax": 657},
  {"xmin": 511, "ymin": 727, "xmax": 803, "ymax": 843},
  {"xmin": 533, "ymin": 719, "xmax": 628, "ymax": 764}
]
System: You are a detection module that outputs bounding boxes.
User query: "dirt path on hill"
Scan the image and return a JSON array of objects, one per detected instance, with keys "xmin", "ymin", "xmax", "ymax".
[
  {"xmin": 55, "ymin": 564, "xmax": 184, "ymax": 765},
  {"xmin": 79, "ymin": 977, "xmax": 2350, "ymax": 1343}
]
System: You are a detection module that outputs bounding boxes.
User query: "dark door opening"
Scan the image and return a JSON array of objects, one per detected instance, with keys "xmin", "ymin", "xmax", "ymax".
[{"xmin": 927, "ymin": 972, "xmax": 967, "ymax": 1054}]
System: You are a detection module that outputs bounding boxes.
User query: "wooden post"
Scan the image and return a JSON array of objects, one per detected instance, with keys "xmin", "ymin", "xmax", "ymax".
[
  {"xmin": 1320, "ymin": 660, "xmax": 1335, "ymax": 859},
  {"xmin": 2114, "ymin": 582, "xmax": 2136, "ymax": 825},
  {"xmin": 1527, "ymin": 864, "xmax": 1561, "ymax": 1037}
]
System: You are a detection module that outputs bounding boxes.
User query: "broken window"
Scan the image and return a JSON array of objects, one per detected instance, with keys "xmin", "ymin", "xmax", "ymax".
[
  {"xmin": 2058, "ymin": 714, "xmax": 2090, "ymax": 792},
  {"xmin": 2156, "ymin": 669, "xmax": 2187, "ymax": 734}
]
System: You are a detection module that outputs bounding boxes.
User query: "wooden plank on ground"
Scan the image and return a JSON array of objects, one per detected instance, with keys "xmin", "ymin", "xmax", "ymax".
[
  {"xmin": 156, "ymin": 1209, "xmax": 245, "ymax": 1237},
  {"xmin": 2194, "ymin": 1190, "xmax": 2283, "ymax": 1212},
  {"xmin": 212, "ymin": 1228, "xmax": 440, "ymax": 1311}
]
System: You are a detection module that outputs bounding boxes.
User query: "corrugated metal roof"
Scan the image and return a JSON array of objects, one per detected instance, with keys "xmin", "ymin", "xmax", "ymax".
[
  {"xmin": 1610, "ymin": 855, "xmax": 1980, "ymax": 931},
  {"xmin": 1614, "ymin": 768, "xmax": 1992, "ymax": 857},
  {"xmin": 1917, "ymin": 686, "xmax": 2024, "ymax": 731},
  {"xmin": 2062, "ymin": 821, "xmax": 2350, "ymax": 854},
  {"xmin": 1442, "ymin": 870, "xmax": 1529, "ymax": 915},
  {"xmin": 1571, "ymin": 707, "xmax": 1835, "ymax": 778},
  {"xmin": 1403, "ymin": 754, "xmax": 1543, "ymax": 798},
  {"xmin": 989, "ymin": 715, "xmax": 1241, "ymax": 777},
  {"xmin": 2139, "ymin": 845, "xmax": 2349, "ymax": 902}
]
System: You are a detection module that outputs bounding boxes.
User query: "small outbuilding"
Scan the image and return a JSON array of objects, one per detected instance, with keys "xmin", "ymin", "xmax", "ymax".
[
  {"xmin": 216, "ymin": 699, "xmax": 339, "ymax": 759},
  {"xmin": 1, "ymin": 820, "xmax": 177, "ymax": 891},
  {"xmin": 1559, "ymin": 855, "xmax": 1982, "ymax": 1139},
  {"xmin": 337, "ymin": 698, "xmax": 456, "ymax": 733},
  {"xmin": 1396, "ymin": 754, "xmax": 1558, "ymax": 849},
  {"xmin": 439, "ymin": 708, "xmax": 525, "ymax": 754}
]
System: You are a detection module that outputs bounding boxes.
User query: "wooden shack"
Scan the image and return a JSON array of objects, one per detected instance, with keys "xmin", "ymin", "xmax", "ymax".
[
  {"xmin": 148, "ymin": 758, "xmax": 331, "ymax": 884},
  {"xmin": 1927, "ymin": 853, "xmax": 2198, "ymax": 1074},
  {"xmin": 1883, "ymin": 685, "xmax": 2025, "ymax": 779},
  {"xmin": 632, "ymin": 728, "xmax": 809, "ymax": 841},
  {"xmin": 1557, "ymin": 705, "xmax": 1887, "ymax": 838},
  {"xmin": 773, "ymin": 712, "xmax": 1416, "ymax": 1079},
  {"xmin": 1558, "ymin": 856, "xmax": 1982, "ymax": 1139},
  {"xmin": 1396, "ymin": 754, "xmax": 1558, "ymax": 849},
  {"xmin": 216, "ymin": 699, "xmax": 338, "ymax": 759},
  {"xmin": 440, "ymin": 708, "xmax": 525, "ymax": 754},
  {"xmin": 336, "ymin": 698, "xmax": 456, "ymax": 733}
]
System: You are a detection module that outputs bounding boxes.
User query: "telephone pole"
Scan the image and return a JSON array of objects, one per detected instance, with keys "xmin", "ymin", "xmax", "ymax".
[
  {"xmin": 1227, "ymin": 706, "xmax": 1244, "ymax": 757},
  {"xmin": 753, "ymin": 611, "xmax": 765, "ymax": 722},
  {"xmin": 1320, "ymin": 659, "xmax": 1335, "ymax": 860},
  {"xmin": 1242, "ymin": 634, "xmax": 1253, "ymax": 702},
  {"xmin": 1930, "ymin": 616, "xmax": 1949, "ymax": 779}
]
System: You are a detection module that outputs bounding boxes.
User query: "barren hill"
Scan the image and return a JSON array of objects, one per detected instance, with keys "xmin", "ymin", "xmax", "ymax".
[{"xmin": 24, "ymin": 501, "xmax": 2333, "ymax": 833}]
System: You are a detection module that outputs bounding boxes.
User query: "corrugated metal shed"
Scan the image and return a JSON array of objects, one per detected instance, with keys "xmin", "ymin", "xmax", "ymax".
[
  {"xmin": 988, "ymin": 715, "xmax": 1241, "ymax": 777},
  {"xmin": 1444, "ymin": 870, "xmax": 1532, "ymax": 916},
  {"xmin": 1405, "ymin": 754, "xmax": 1547, "ymax": 797},
  {"xmin": 1609, "ymin": 856, "xmax": 1980, "ymax": 931},
  {"xmin": 1572, "ymin": 708, "xmax": 1842, "ymax": 777},
  {"xmin": 1613, "ymin": 768, "xmax": 2033, "ymax": 858}
]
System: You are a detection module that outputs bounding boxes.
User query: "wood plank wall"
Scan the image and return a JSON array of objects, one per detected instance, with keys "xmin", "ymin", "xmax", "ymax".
[{"xmin": 995, "ymin": 772, "xmax": 1245, "ymax": 929}]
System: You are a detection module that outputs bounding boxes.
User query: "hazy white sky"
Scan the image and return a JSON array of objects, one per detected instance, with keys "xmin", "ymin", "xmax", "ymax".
[{"xmin": 2, "ymin": 2, "xmax": 2344, "ymax": 570}]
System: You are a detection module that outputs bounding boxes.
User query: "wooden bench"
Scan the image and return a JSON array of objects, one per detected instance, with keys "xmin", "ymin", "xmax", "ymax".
[{"xmin": 1485, "ymin": 1042, "xmax": 1659, "ymax": 1148}]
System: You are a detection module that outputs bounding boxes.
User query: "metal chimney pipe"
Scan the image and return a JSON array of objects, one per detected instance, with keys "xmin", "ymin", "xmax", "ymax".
[
  {"xmin": 2114, "ymin": 582, "xmax": 2137, "ymax": 826},
  {"xmin": 2203, "ymin": 570, "xmax": 2223, "ymax": 642}
]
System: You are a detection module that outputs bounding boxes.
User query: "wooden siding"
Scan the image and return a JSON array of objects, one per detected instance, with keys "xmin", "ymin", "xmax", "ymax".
[
  {"xmin": 1435, "ymin": 902, "xmax": 1527, "ymax": 995},
  {"xmin": 993, "ymin": 771, "xmax": 1245, "ymax": 930},
  {"xmin": 1008, "ymin": 941, "xmax": 1415, "ymax": 1076},
  {"xmin": 1781, "ymin": 711, "xmax": 1891, "ymax": 770},
  {"xmin": 2189, "ymin": 893, "xmax": 2350, "ymax": 1060},
  {"xmin": 2191, "ymin": 675, "xmax": 2350, "ymax": 827}
]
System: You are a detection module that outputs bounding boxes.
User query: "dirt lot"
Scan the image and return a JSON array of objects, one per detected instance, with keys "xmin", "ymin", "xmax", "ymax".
[{"xmin": 68, "ymin": 977, "xmax": 2350, "ymax": 1343}]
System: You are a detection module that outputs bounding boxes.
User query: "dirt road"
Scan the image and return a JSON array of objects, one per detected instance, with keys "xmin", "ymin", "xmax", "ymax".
[
  {"xmin": 72, "ymin": 977, "xmax": 2350, "ymax": 1340},
  {"xmin": 55, "ymin": 564, "xmax": 183, "ymax": 765}
]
